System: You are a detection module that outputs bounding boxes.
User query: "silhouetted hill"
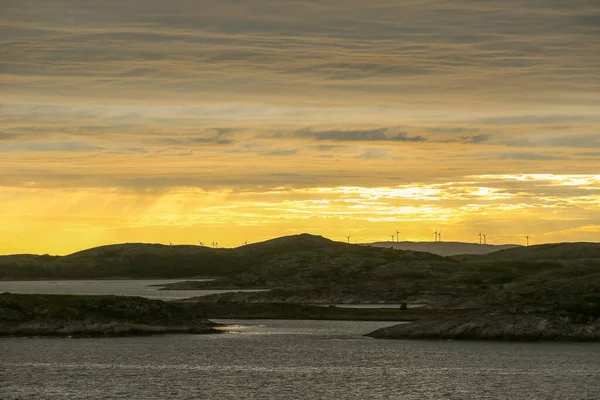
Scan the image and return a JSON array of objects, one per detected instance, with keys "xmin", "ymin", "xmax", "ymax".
[
  {"xmin": 0, "ymin": 234, "xmax": 441, "ymax": 280},
  {"xmin": 0, "ymin": 242, "xmax": 247, "ymax": 279},
  {"xmin": 367, "ymin": 241, "xmax": 520, "ymax": 256},
  {"xmin": 471, "ymin": 242, "xmax": 600, "ymax": 261},
  {"xmin": 238, "ymin": 234, "xmax": 338, "ymax": 255}
]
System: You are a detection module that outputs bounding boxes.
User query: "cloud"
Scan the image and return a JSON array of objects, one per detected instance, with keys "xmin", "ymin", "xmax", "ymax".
[
  {"xmin": 576, "ymin": 152, "xmax": 600, "ymax": 158},
  {"xmin": 0, "ymin": 140, "xmax": 103, "ymax": 152},
  {"xmin": 478, "ymin": 115, "xmax": 599, "ymax": 126},
  {"xmin": 426, "ymin": 127, "xmax": 481, "ymax": 134},
  {"xmin": 0, "ymin": 132, "xmax": 21, "ymax": 140},
  {"xmin": 2, "ymin": 1, "xmax": 598, "ymax": 109},
  {"xmin": 357, "ymin": 148, "xmax": 390, "ymax": 159},
  {"xmin": 311, "ymin": 145, "xmax": 345, "ymax": 152},
  {"xmin": 574, "ymin": 14, "xmax": 600, "ymax": 27},
  {"xmin": 501, "ymin": 133, "xmax": 600, "ymax": 148},
  {"xmin": 497, "ymin": 152, "xmax": 570, "ymax": 161},
  {"xmin": 461, "ymin": 134, "xmax": 491, "ymax": 144},
  {"xmin": 151, "ymin": 128, "xmax": 236, "ymax": 146},
  {"xmin": 157, "ymin": 137, "xmax": 233, "ymax": 146},
  {"xmin": 294, "ymin": 128, "xmax": 426, "ymax": 142},
  {"xmin": 264, "ymin": 149, "xmax": 297, "ymax": 156}
]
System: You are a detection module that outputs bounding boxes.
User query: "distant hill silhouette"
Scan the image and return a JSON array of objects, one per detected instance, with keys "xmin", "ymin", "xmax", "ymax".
[
  {"xmin": 366, "ymin": 241, "xmax": 520, "ymax": 256},
  {"xmin": 238, "ymin": 234, "xmax": 339, "ymax": 255},
  {"xmin": 0, "ymin": 234, "xmax": 441, "ymax": 280},
  {"xmin": 471, "ymin": 242, "xmax": 600, "ymax": 261},
  {"xmin": 1, "ymin": 234, "xmax": 599, "ymax": 317},
  {"xmin": 0, "ymin": 242, "xmax": 246, "ymax": 279}
]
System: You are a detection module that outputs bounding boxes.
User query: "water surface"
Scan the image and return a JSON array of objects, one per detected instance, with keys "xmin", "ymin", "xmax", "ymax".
[
  {"xmin": 0, "ymin": 279, "xmax": 264, "ymax": 300},
  {"xmin": 1, "ymin": 319, "xmax": 598, "ymax": 399}
]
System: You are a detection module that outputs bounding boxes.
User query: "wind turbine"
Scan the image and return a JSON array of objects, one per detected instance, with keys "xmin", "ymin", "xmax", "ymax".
[
  {"xmin": 433, "ymin": 230, "xmax": 438, "ymax": 242},
  {"xmin": 525, "ymin": 235, "xmax": 530, "ymax": 246},
  {"xmin": 396, "ymin": 229, "xmax": 400, "ymax": 242},
  {"xmin": 483, "ymin": 233, "xmax": 487, "ymax": 245},
  {"xmin": 198, "ymin": 240, "xmax": 204, "ymax": 246},
  {"xmin": 390, "ymin": 234, "xmax": 395, "ymax": 242},
  {"xmin": 169, "ymin": 240, "xmax": 172, "ymax": 246},
  {"xmin": 346, "ymin": 235, "xmax": 351, "ymax": 244},
  {"xmin": 438, "ymin": 232, "xmax": 442, "ymax": 242},
  {"xmin": 478, "ymin": 233, "xmax": 483, "ymax": 245}
]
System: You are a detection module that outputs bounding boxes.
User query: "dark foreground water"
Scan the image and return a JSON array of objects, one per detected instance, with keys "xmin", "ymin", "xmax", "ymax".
[{"xmin": 1, "ymin": 319, "xmax": 599, "ymax": 400}]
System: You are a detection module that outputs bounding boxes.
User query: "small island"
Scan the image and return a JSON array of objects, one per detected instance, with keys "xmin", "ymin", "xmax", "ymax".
[{"xmin": 0, "ymin": 293, "xmax": 220, "ymax": 337}]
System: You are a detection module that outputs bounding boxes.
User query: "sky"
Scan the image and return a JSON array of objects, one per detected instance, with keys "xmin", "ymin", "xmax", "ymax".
[{"xmin": 1, "ymin": 0, "xmax": 600, "ymax": 254}]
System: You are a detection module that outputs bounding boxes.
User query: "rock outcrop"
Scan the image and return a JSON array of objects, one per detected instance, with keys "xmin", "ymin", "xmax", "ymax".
[
  {"xmin": 0, "ymin": 293, "xmax": 219, "ymax": 337},
  {"xmin": 366, "ymin": 313, "xmax": 600, "ymax": 341}
]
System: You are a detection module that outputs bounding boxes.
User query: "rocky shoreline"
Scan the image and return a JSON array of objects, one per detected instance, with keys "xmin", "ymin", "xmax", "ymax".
[
  {"xmin": 0, "ymin": 321, "xmax": 218, "ymax": 338},
  {"xmin": 0, "ymin": 293, "xmax": 220, "ymax": 338},
  {"xmin": 365, "ymin": 313, "xmax": 600, "ymax": 342}
]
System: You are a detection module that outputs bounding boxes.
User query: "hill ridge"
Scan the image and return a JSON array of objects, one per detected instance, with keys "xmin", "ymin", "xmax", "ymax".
[{"xmin": 366, "ymin": 241, "xmax": 521, "ymax": 256}]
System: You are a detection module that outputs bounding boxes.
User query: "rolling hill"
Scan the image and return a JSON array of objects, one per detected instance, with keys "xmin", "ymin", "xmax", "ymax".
[
  {"xmin": 366, "ymin": 241, "xmax": 520, "ymax": 256},
  {"xmin": 0, "ymin": 234, "xmax": 443, "ymax": 280},
  {"xmin": 0, "ymin": 242, "xmax": 248, "ymax": 279},
  {"xmin": 467, "ymin": 242, "xmax": 600, "ymax": 261},
  {"xmin": 1, "ymin": 235, "xmax": 599, "ymax": 316}
]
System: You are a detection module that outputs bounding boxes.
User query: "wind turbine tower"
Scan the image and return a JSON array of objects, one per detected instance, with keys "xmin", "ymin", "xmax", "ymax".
[{"xmin": 525, "ymin": 235, "xmax": 530, "ymax": 246}]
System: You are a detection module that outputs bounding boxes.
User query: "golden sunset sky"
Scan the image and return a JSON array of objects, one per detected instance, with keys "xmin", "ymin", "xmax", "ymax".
[{"xmin": 2, "ymin": 0, "xmax": 599, "ymax": 254}]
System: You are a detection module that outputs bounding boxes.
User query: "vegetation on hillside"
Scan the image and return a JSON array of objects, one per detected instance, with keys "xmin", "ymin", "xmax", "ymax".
[{"xmin": 1, "ymin": 235, "xmax": 599, "ymax": 321}]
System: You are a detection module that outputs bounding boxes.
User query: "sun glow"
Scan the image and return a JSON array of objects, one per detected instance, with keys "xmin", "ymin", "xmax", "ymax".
[{"xmin": 1, "ymin": 171, "xmax": 599, "ymax": 254}]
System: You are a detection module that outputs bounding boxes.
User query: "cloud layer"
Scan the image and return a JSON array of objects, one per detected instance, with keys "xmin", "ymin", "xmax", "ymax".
[
  {"xmin": 3, "ymin": 0, "xmax": 599, "ymax": 107},
  {"xmin": 1, "ymin": 0, "xmax": 599, "ymax": 252}
]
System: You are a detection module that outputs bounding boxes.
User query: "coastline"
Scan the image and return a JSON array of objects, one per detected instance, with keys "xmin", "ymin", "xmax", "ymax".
[
  {"xmin": 365, "ymin": 313, "xmax": 600, "ymax": 342},
  {"xmin": 0, "ymin": 293, "xmax": 220, "ymax": 338}
]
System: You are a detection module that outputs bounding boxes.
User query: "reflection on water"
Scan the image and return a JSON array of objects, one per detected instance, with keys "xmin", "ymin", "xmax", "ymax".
[
  {"xmin": 0, "ymin": 279, "xmax": 265, "ymax": 300},
  {"xmin": 1, "ymin": 319, "xmax": 599, "ymax": 399},
  {"xmin": 212, "ymin": 319, "xmax": 409, "ymax": 336}
]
